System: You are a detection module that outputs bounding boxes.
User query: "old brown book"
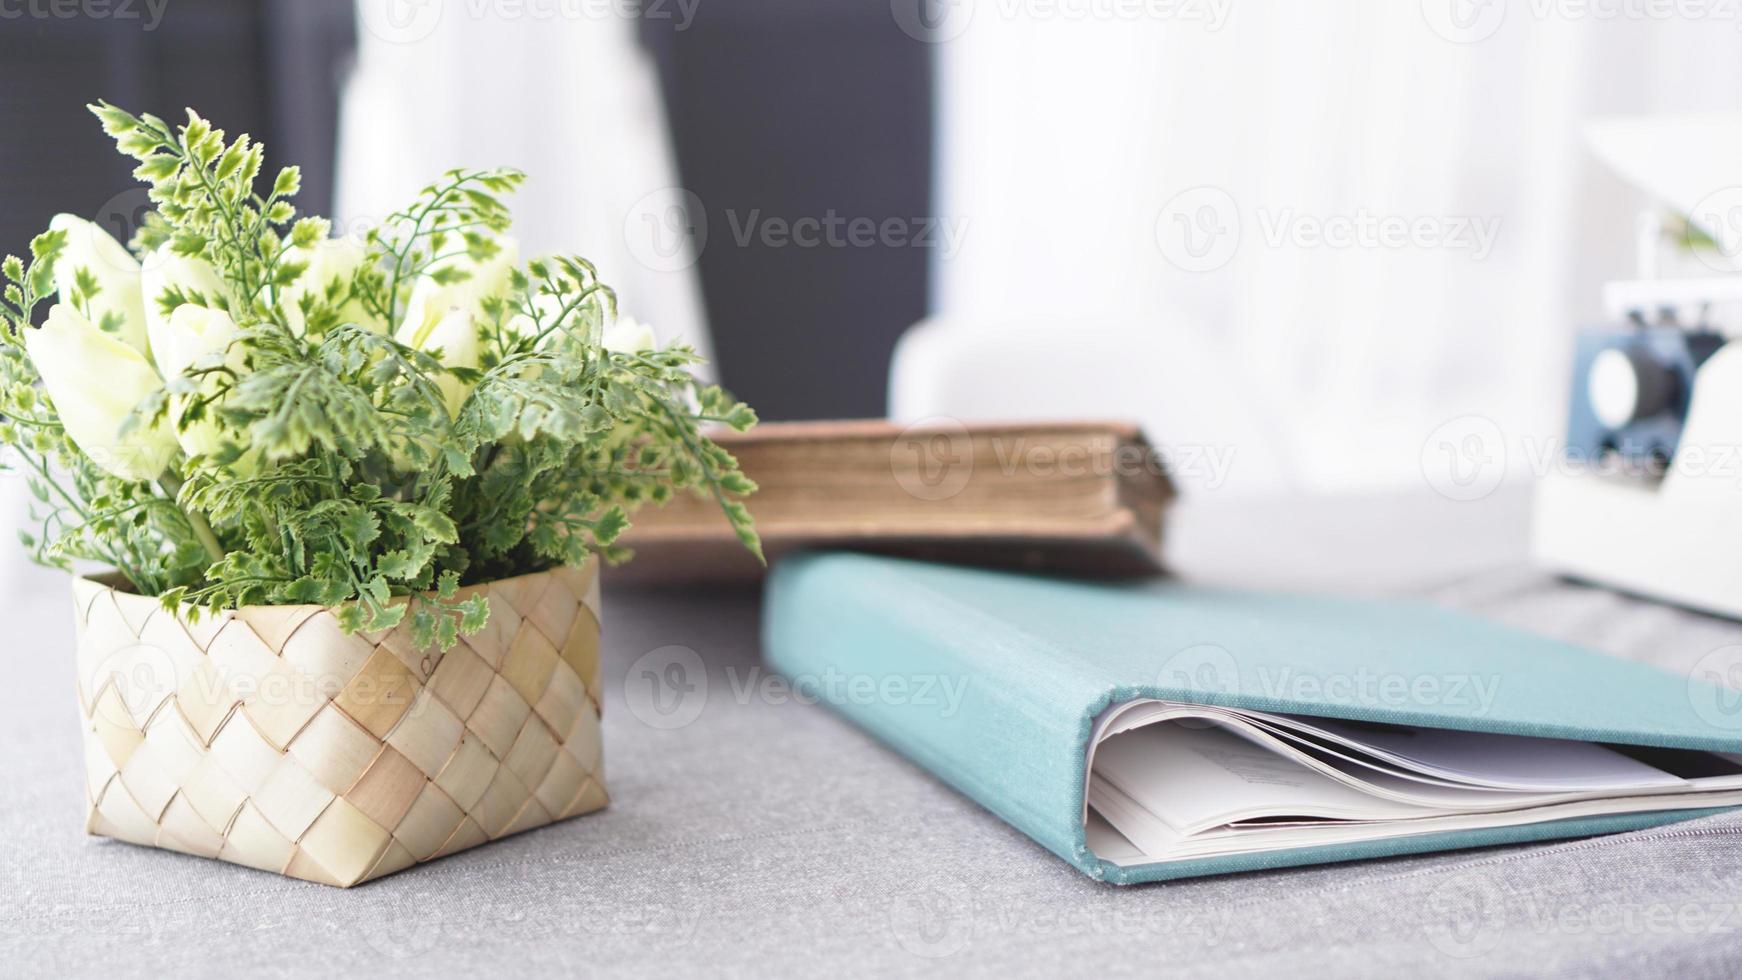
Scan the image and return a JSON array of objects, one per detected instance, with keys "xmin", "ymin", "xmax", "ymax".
[{"xmin": 611, "ymin": 419, "xmax": 1174, "ymax": 584}]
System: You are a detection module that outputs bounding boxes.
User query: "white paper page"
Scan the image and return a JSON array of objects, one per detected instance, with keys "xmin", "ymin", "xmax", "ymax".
[
  {"xmin": 1086, "ymin": 783, "xmax": 1181, "ymax": 857},
  {"xmin": 1263, "ymin": 713, "xmax": 1687, "ymax": 792},
  {"xmin": 1093, "ymin": 722, "xmax": 1436, "ymax": 836},
  {"xmin": 1213, "ymin": 721, "xmax": 1583, "ymax": 811},
  {"xmin": 1096, "ymin": 702, "xmax": 1591, "ymax": 808},
  {"xmin": 1246, "ymin": 719, "xmax": 1526, "ymax": 791},
  {"xmin": 1084, "ymin": 700, "xmax": 1742, "ymax": 869},
  {"xmin": 1094, "ymin": 784, "xmax": 1742, "ymax": 866}
]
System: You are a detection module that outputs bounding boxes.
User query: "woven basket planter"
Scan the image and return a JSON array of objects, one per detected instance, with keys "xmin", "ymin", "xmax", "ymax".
[{"xmin": 71, "ymin": 558, "xmax": 606, "ymax": 887}]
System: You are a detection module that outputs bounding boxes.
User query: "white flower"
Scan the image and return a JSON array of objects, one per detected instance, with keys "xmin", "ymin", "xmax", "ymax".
[
  {"xmin": 281, "ymin": 237, "xmax": 381, "ymax": 336},
  {"xmin": 399, "ymin": 234, "xmax": 519, "ymax": 348},
  {"xmin": 157, "ymin": 304, "xmax": 243, "ymax": 461},
  {"xmin": 141, "ymin": 244, "xmax": 227, "ymax": 368},
  {"xmin": 401, "ymin": 307, "xmax": 483, "ymax": 418},
  {"xmin": 48, "ymin": 214, "xmax": 149, "ymax": 357},
  {"xmin": 25, "ymin": 304, "xmax": 176, "ymax": 481},
  {"xmin": 154, "ymin": 302, "xmax": 240, "ymax": 381},
  {"xmin": 603, "ymin": 314, "xmax": 656, "ymax": 354}
]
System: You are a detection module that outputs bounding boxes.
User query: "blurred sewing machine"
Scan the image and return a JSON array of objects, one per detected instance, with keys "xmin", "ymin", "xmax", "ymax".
[{"xmin": 1532, "ymin": 114, "xmax": 1742, "ymax": 619}]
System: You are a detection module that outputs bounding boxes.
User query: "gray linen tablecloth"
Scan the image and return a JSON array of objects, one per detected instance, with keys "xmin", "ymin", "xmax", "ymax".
[{"xmin": 5, "ymin": 487, "xmax": 1742, "ymax": 978}]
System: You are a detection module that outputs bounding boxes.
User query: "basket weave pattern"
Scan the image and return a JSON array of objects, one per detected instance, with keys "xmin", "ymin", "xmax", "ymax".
[{"xmin": 73, "ymin": 559, "xmax": 606, "ymax": 887}]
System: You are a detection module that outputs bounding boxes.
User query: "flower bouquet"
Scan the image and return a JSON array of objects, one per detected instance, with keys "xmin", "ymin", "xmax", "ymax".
[{"xmin": 0, "ymin": 103, "xmax": 759, "ymax": 885}]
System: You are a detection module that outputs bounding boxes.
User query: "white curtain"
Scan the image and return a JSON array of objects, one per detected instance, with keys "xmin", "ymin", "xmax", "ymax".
[
  {"xmin": 335, "ymin": 0, "xmax": 712, "ymax": 365},
  {"xmin": 930, "ymin": 3, "xmax": 1742, "ymax": 492}
]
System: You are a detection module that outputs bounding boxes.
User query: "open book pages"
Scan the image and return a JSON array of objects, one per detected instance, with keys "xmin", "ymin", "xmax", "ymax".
[{"xmin": 1084, "ymin": 700, "xmax": 1742, "ymax": 867}]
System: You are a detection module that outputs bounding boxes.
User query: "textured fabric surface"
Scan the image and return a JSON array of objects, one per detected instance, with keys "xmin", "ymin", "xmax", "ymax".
[{"xmin": 5, "ymin": 488, "xmax": 1742, "ymax": 977}]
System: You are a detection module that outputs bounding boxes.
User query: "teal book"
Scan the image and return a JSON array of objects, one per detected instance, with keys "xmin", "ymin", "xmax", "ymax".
[{"xmin": 763, "ymin": 552, "xmax": 1742, "ymax": 884}]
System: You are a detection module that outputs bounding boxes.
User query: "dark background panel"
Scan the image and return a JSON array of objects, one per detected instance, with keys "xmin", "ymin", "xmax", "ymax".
[
  {"xmin": 642, "ymin": 6, "xmax": 934, "ymax": 420},
  {"xmin": 0, "ymin": 0, "xmax": 354, "ymax": 289},
  {"xmin": 0, "ymin": 1, "xmax": 933, "ymax": 419}
]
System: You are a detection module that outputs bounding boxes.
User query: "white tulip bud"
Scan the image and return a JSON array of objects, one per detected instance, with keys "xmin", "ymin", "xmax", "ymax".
[
  {"xmin": 155, "ymin": 302, "xmax": 240, "ymax": 381},
  {"xmin": 142, "ymin": 244, "xmax": 227, "ymax": 370},
  {"xmin": 282, "ymin": 237, "xmax": 381, "ymax": 336},
  {"xmin": 25, "ymin": 304, "xmax": 175, "ymax": 481},
  {"xmin": 158, "ymin": 304, "xmax": 243, "ymax": 461},
  {"xmin": 48, "ymin": 214, "xmax": 149, "ymax": 357},
  {"xmin": 399, "ymin": 234, "xmax": 519, "ymax": 348},
  {"xmin": 603, "ymin": 315, "xmax": 656, "ymax": 355},
  {"xmin": 403, "ymin": 307, "xmax": 484, "ymax": 418}
]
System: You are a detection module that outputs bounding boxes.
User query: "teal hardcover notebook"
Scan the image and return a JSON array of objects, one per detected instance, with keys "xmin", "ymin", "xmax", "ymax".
[{"xmin": 763, "ymin": 552, "xmax": 1742, "ymax": 884}]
